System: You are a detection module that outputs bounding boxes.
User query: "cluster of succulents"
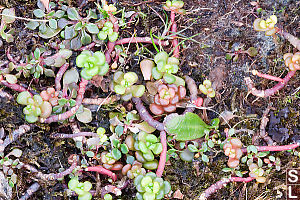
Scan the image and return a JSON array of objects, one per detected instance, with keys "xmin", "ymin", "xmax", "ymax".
[
  {"xmin": 223, "ymin": 138, "xmax": 243, "ymax": 168},
  {"xmin": 163, "ymin": 0, "xmax": 185, "ymax": 14},
  {"xmin": 40, "ymin": 88, "xmax": 59, "ymax": 106},
  {"xmin": 253, "ymin": 15, "xmax": 278, "ymax": 36},
  {"xmin": 17, "ymin": 91, "xmax": 52, "ymax": 123},
  {"xmin": 152, "ymin": 52, "xmax": 179, "ymax": 84},
  {"xmin": 97, "ymin": 21, "xmax": 118, "ymax": 42},
  {"xmin": 199, "ymin": 80, "xmax": 215, "ymax": 98},
  {"xmin": 111, "ymin": 71, "xmax": 145, "ymax": 101},
  {"xmin": 122, "ymin": 161, "xmax": 146, "ymax": 179},
  {"xmin": 283, "ymin": 52, "xmax": 300, "ymax": 71},
  {"xmin": 68, "ymin": 178, "xmax": 93, "ymax": 200},
  {"xmin": 134, "ymin": 172, "xmax": 171, "ymax": 200},
  {"xmin": 100, "ymin": 151, "xmax": 120, "ymax": 169},
  {"xmin": 135, "ymin": 132, "xmax": 163, "ymax": 161},
  {"xmin": 150, "ymin": 83, "xmax": 186, "ymax": 115},
  {"xmin": 76, "ymin": 50, "xmax": 109, "ymax": 80},
  {"xmin": 248, "ymin": 163, "xmax": 266, "ymax": 183}
]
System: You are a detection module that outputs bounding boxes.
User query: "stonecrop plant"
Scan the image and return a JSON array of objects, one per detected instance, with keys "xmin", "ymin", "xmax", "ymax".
[
  {"xmin": 17, "ymin": 91, "xmax": 52, "ymax": 123},
  {"xmin": 150, "ymin": 83, "xmax": 186, "ymax": 115},
  {"xmin": 134, "ymin": 131, "xmax": 163, "ymax": 163},
  {"xmin": 97, "ymin": 21, "xmax": 118, "ymax": 42},
  {"xmin": 199, "ymin": 80, "xmax": 215, "ymax": 98},
  {"xmin": 112, "ymin": 71, "xmax": 145, "ymax": 101},
  {"xmin": 152, "ymin": 52, "xmax": 179, "ymax": 84},
  {"xmin": 76, "ymin": 50, "xmax": 109, "ymax": 80},
  {"xmin": 253, "ymin": 15, "xmax": 278, "ymax": 36},
  {"xmin": 283, "ymin": 52, "xmax": 300, "ymax": 71},
  {"xmin": 68, "ymin": 178, "xmax": 93, "ymax": 200},
  {"xmin": 163, "ymin": 0, "xmax": 185, "ymax": 14},
  {"xmin": 134, "ymin": 172, "xmax": 171, "ymax": 200}
]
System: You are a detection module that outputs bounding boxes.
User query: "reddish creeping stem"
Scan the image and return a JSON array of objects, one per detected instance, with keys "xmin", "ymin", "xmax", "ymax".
[
  {"xmin": 85, "ymin": 166, "xmax": 117, "ymax": 181},
  {"xmin": 170, "ymin": 11, "xmax": 179, "ymax": 58},
  {"xmin": 252, "ymin": 70, "xmax": 284, "ymax": 83},
  {"xmin": 105, "ymin": 15, "xmax": 119, "ymax": 64},
  {"xmin": 241, "ymin": 143, "xmax": 299, "ymax": 153},
  {"xmin": 156, "ymin": 131, "xmax": 167, "ymax": 178},
  {"xmin": 199, "ymin": 177, "xmax": 255, "ymax": 199},
  {"xmin": 132, "ymin": 97, "xmax": 165, "ymax": 131},
  {"xmin": 0, "ymin": 75, "xmax": 30, "ymax": 93},
  {"xmin": 41, "ymin": 78, "xmax": 88, "ymax": 123},
  {"xmin": 55, "ymin": 63, "xmax": 69, "ymax": 91},
  {"xmin": 245, "ymin": 70, "xmax": 296, "ymax": 98},
  {"xmin": 115, "ymin": 37, "xmax": 169, "ymax": 46}
]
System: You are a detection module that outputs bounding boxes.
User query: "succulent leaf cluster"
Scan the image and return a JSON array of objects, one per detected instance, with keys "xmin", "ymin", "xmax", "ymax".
[
  {"xmin": 112, "ymin": 71, "xmax": 145, "ymax": 101},
  {"xmin": 76, "ymin": 50, "xmax": 109, "ymax": 80},
  {"xmin": 152, "ymin": 52, "xmax": 179, "ymax": 84},
  {"xmin": 17, "ymin": 91, "xmax": 52, "ymax": 123},
  {"xmin": 134, "ymin": 172, "xmax": 171, "ymax": 200}
]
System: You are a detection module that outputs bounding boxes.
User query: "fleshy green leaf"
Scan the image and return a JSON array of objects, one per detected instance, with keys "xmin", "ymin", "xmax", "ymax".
[
  {"xmin": 85, "ymin": 23, "xmax": 99, "ymax": 34},
  {"xmin": 26, "ymin": 21, "xmax": 40, "ymax": 30},
  {"xmin": 33, "ymin": 9, "xmax": 45, "ymax": 18},
  {"xmin": 67, "ymin": 7, "xmax": 79, "ymax": 20}
]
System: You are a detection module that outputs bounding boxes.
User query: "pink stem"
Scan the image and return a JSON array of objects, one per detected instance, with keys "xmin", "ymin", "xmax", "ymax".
[
  {"xmin": 256, "ymin": 143, "xmax": 299, "ymax": 152},
  {"xmin": 55, "ymin": 63, "xmax": 69, "ymax": 91},
  {"xmin": 241, "ymin": 143, "xmax": 300, "ymax": 153},
  {"xmin": 105, "ymin": 15, "xmax": 119, "ymax": 64},
  {"xmin": 199, "ymin": 177, "xmax": 255, "ymax": 199},
  {"xmin": 156, "ymin": 131, "xmax": 167, "ymax": 178},
  {"xmin": 0, "ymin": 75, "xmax": 32, "ymax": 94},
  {"xmin": 230, "ymin": 176, "xmax": 255, "ymax": 182},
  {"xmin": 85, "ymin": 166, "xmax": 117, "ymax": 181},
  {"xmin": 41, "ymin": 78, "xmax": 88, "ymax": 123},
  {"xmin": 170, "ymin": 11, "xmax": 179, "ymax": 58},
  {"xmin": 277, "ymin": 29, "xmax": 300, "ymax": 51},
  {"xmin": 115, "ymin": 37, "xmax": 169, "ymax": 46},
  {"xmin": 6, "ymin": 46, "xmax": 19, "ymax": 64},
  {"xmin": 244, "ymin": 70, "xmax": 296, "ymax": 97},
  {"xmin": 23, "ymin": 155, "xmax": 77, "ymax": 181},
  {"xmin": 252, "ymin": 70, "xmax": 284, "ymax": 83},
  {"xmin": 105, "ymin": 41, "xmax": 116, "ymax": 64},
  {"xmin": 78, "ymin": 42, "xmax": 96, "ymax": 51},
  {"xmin": 132, "ymin": 97, "xmax": 164, "ymax": 131}
]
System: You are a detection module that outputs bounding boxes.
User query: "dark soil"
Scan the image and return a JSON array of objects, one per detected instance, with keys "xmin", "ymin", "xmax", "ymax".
[{"xmin": 0, "ymin": 0, "xmax": 299, "ymax": 200}]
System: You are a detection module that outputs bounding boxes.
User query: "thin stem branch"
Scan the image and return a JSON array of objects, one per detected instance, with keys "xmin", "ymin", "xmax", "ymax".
[
  {"xmin": 252, "ymin": 70, "xmax": 284, "ymax": 83},
  {"xmin": 156, "ymin": 131, "xmax": 167, "ymax": 178},
  {"xmin": 0, "ymin": 125, "xmax": 30, "ymax": 152},
  {"xmin": 132, "ymin": 97, "xmax": 164, "ymax": 131},
  {"xmin": 19, "ymin": 183, "xmax": 40, "ymax": 200},
  {"xmin": 41, "ymin": 78, "xmax": 88, "ymax": 123},
  {"xmin": 23, "ymin": 155, "xmax": 77, "ymax": 181},
  {"xmin": 199, "ymin": 177, "xmax": 255, "ymax": 199},
  {"xmin": 85, "ymin": 166, "xmax": 117, "ymax": 181},
  {"xmin": 55, "ymin": 63, "xmax": 69, "ymax": 91},
  {"xmin": 244, "ymin": 70, "xmax": 296, "ymax": 97}
]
